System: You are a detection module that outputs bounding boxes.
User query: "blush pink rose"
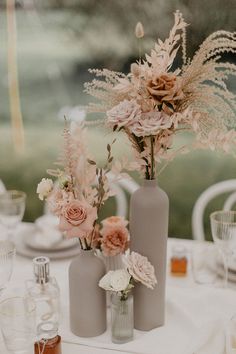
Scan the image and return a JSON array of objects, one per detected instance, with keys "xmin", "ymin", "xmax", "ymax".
[
  {"xmin": 59, "ymin": 200, "xmax": 97, "ymax": 238},
  {"xmin": 101, "ymin": 225, "xmax": 129, "ymax": 257},
  {"xmin": 125, "ymin": 251, "xmax": 157, "ymax": 289},
  {"xmin": 106, "ymin": 99, "xmax": 141, "ymax": 129}
]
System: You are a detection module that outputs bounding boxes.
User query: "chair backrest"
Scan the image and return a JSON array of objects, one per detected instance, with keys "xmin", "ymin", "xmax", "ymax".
[
  {"xmin": 0, "ymin": 180, "xmax": 6, "ymax": 194},
  {"xmin": 192, "ymin": 179, "xmax": 236, "ymax": 240},
  {"xmin": 108, "ymin": 173, "xmax": 139, "ymax": 218}
]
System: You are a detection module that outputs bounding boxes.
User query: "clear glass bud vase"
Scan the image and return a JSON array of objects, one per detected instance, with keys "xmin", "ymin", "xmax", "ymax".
[{"xmin": 111, "ymin": 293, "xmax": 133, "ymax": 344}]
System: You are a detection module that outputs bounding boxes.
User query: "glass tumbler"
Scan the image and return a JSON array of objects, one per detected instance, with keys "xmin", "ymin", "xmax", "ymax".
[
  {"xmin": 0, "ymin": 240, "xmax": 16, "ymax": 294},
  {"xmin": 192, "ymin": 242, "xmax": 218, "ymax": 285},
  {"xmin": 0, "ymin": 296, "xmax": 36, "ymax": 353},
  {"xmin": 111, "ymin": 293, "xmax": 133, "ymax": 344}
]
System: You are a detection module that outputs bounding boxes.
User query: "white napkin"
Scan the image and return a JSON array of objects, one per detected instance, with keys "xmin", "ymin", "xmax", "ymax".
[{"xmin": 60, "ymin": 285, "xmax": 236, "ymax": 354}]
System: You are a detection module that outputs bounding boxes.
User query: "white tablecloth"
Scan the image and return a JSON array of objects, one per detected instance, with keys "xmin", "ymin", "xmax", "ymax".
[{"xmin": 1, "ymin": 237, "xmax": 235, "ymax": 354}]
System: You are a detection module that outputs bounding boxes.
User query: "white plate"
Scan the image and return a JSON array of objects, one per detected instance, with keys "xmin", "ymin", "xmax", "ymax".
[
  {"xmin": 19, "ymin": 222, "xmax": 77, "ymax": 252},
  {"xmin": 14, "ymin": 223, "xmax": 80, "ymax": 260}
]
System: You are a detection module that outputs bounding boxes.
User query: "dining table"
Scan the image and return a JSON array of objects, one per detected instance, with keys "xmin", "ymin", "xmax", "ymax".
[{"xmin": 1, "ymin": 224, "xmax": 236, "ymax": 354}]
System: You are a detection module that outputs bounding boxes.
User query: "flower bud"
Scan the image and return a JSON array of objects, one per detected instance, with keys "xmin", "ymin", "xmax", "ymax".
[{"xmin": 135, "ymin": 22, "xmax": 144, "ymax": 39}]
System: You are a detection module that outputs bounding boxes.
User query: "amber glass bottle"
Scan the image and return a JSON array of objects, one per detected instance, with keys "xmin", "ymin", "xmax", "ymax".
[
  {"xmin": 34, "ymin": 322, "xmax": 62, "ymax": 354},
  {"xmin": 170, "ymin": 245, "xmax": 187, "ymax": 276}
]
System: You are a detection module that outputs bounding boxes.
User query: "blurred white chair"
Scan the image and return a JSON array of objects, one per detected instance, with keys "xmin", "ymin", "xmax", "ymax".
[
  {"xmin": 108, "ymin": 173, "xmax": 139, "ymax": 218},
  {"xmin": 0, "ymin": 180, "xmax": 6, "ymax": 194},
  {"xmin": 192, "ymin": 179, "xmax": 236, "ymax": 240}
]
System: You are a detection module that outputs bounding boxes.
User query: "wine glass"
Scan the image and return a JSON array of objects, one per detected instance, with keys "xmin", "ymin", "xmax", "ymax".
[
  {"xmin": 0, "ymin": 240, "xmax": 16, "ymax": 295},
  {"xmin": 210, "ymin": 210, "xmax": 236, "ymax": 288},
  {"xmin": 0, "ymin": 190, "xmax": 26, "ymax": 240}
]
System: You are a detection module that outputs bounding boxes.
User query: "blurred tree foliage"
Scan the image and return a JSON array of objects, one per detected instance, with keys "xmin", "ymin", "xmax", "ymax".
[
  {"xmin": 36, "ymin": 0, "xmax": 236, "ymax": 69},
  {"xmin": 1, "ymin": 0, "xmax": 235, "ymax": 70}
]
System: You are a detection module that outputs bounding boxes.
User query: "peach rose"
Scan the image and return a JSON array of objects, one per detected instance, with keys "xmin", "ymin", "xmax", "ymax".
[
  {"xmin": 146, "ymin": 73, "xmax": 184, "ymax": 114},
  {"xmin": 101, "ymin": 216, "xmax": 129, "ymax": 229},
  {"xmin": 59, "ymin": 200, "xmax": 97, "ymax": 238},
  {"xmin": 101, "ymin": 225, "xmax": 129, "ymax": 257},
  {"xmin": 125, "ymin": 251, "xmax": 157, "ymax": 289}
]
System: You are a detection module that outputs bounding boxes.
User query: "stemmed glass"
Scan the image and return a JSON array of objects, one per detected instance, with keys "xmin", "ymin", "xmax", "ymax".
[
  {"xmin": 0, "ymin": 240, "xmax": 16, "ymax": 295},
  {"xmin": 0, "ymin": 190, "xmax": 26, "ymax": 240},
  {"xmin": 210, "ymin": 210, "xmax": 236, "ymax": 288}
]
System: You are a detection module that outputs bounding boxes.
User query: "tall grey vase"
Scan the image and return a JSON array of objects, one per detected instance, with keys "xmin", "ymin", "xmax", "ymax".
[
  {"xmin": 69, "ymin": 249, "xmax": 107, "ymax": 337},
  {"xmin": 130, "ymin": 179, "xmax": 169, "ymax": 330}
]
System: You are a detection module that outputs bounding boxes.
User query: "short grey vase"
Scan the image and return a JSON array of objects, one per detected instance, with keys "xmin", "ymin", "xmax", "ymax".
[
  {"xmin": 130, "ymin": 179, "xmax": 169, "ymax": 330},
  {"xmin": 69, "ymin": 249, "xmax": 107, "ymax": 337}
]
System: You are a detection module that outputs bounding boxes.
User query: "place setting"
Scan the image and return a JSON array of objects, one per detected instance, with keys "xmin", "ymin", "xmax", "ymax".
[
  {"xmin": 15, "ymin": 214, "xmax": 80, "ymax": 260},
  {"xmin": 0, "ymin": 190, "xmax": 80, "ymax": 260}
]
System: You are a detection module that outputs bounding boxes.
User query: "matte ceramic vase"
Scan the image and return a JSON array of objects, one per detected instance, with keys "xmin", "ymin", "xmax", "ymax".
[
  {"xmin": 69, "ymin": 249, "xmax": 107, "ymax": 337},
  {"xmin": 130, "ymin": 179, "xmax": 169, "ymax": 330}
]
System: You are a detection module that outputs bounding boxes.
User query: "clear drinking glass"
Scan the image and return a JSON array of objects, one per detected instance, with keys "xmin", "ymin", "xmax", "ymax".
[
  {"xmin": 0, "ymin": 240, "xmax": 16, "ymax": 295},
  {"xmin": 0, "ymin": 190, "xmax": 26, "ymax": 240},
  {"xmin": 210, "ymin": 210, "xmax": 236, "ymax": 288},
  {"xmin": 192, "ymin": 242, "xmax": 218, "ymax": 285},
  {"xmin": 0, "ymin": 296, "xmax": 36, "ymax": 353},
  {"xmin": 111, "ymin": 293, "xmax": 133, "ymax": 344}
]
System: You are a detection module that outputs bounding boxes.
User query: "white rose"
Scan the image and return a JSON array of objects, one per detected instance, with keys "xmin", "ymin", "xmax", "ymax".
[
  {"xmin": 99, "ymin": 269, "xmax": 131, "ymax": 292},
  {"xmin": 37, "ymin": 178, "xmax": 54, "ymax": 201},
  {"xmin": 110, "ymin": 269, "xmax": 131, "ymax": 292},
  {"xmin": 99, "ymin": 271, "xmax": 114, "ymax": 291}
]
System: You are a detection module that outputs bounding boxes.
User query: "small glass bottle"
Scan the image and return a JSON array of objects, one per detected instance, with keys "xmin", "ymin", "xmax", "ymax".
[
  {"xmin": 26, "ymin": 256, "xmax": 60, "ymax": 330},
  {"xmin": 170, "ymin": 245, "xmax": 188, "ymax": 276},
  {"xmin": 111, "ymin": 292, "xmax": 133, "ymax": 344},
  {"xmin": 34, "ymin": 322, "xmax": 62, "ymax": 354}
]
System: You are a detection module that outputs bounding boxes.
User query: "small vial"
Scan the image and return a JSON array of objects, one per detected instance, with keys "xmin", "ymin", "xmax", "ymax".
[
  {"xmin": 34, "ymin": 322, "xmax": 62, "ymax": 354},
  {"xmin": 170, "ymin": 245, "xmax": 187, "ymax": 276}
]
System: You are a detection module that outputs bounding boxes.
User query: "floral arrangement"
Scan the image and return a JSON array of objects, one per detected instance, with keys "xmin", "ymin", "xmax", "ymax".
[
  {"xmin": 99, "ymin": 251, "xmax": 157, "ymax": 300},
  {"xmin": 37, "ymin": 122, "xmax": 124, "ymax": 250},
  {"xmin": 85, "ymin": 11, "xmax": 236, "ymax": 179}
]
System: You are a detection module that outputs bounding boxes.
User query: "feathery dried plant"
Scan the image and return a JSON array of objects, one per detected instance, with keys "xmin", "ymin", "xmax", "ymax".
[
  {"xmin": 85, "ymin": 11, "xmax": 236, "ymax": 179},
  {"xmin": 37, "ymin": 121, "xmax": 128, "ymax": 250}
]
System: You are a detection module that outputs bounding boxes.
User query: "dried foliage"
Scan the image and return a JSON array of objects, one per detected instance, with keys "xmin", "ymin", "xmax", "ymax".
[{"xmin": 85, "ymin": 11, "xmax": 236, "ymax": 179}]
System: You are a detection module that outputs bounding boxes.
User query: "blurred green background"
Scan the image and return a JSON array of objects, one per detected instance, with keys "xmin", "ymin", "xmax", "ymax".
[{"xmin": 0, "ymin": 0, "xmax": 235, "ymax": 240}]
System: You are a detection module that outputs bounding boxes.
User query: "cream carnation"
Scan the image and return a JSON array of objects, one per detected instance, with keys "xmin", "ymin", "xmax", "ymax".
[
  {"xmin": 107, "ymin": 99, "xmax": 141, "ymax": 129},
  {"xmin": 37, "ymin": 178, "xmax": 54, "ymax": 201},
  {"xmin": 125, "ymin": 251, "xmax": 157, "ymax": 289}
]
